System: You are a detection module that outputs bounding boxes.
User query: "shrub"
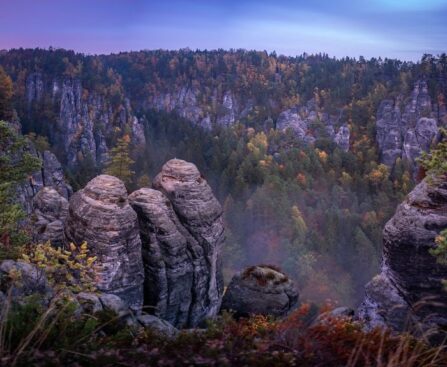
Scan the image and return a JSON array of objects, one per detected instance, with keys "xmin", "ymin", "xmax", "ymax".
[
  {"xmin": 418, "ymin": 128, "xmax": 447, "ymax": 177},
  {"xmin": 21, "ymin": 242, "xmax": 97, "ymax": 293}
]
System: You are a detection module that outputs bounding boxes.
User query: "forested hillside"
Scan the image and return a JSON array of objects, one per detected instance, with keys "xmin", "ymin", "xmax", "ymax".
[{"xmin": 1, "ymin": 49, "xmax": 446, "ymax": 305}]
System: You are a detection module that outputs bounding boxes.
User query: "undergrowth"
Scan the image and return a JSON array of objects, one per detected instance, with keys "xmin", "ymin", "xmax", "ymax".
[{"xmin": 0, "ymin": 301, "xmax": 445, "ymax": 366}]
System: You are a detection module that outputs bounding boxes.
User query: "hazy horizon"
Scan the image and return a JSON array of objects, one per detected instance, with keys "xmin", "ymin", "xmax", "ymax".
[{"xmin": 1, "ymin": 0, "xmax": 446, "ymax": 61}]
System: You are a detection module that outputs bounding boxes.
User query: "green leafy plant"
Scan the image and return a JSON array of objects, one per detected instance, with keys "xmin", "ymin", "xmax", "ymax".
[{"xmin": 418, "ymin": 128, "xmax": 447, "ymax": 177}]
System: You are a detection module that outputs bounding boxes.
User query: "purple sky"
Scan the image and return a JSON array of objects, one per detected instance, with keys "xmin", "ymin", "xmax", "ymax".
[{"xmin": 1, "ymin": 0, "xmax": 446, "ymax": 60}]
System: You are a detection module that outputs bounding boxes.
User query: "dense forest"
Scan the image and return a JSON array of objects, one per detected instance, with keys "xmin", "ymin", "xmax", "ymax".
[{"xmin": 1, "ymin": 49, "xmax": 447, "ymax": 306}]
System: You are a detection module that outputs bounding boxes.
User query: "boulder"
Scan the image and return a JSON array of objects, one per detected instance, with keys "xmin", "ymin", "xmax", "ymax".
[
  {"xmin": 358, "ymin": 175, "xmax": 447, "ymax": 341},
  {"xmin": 98, "ymin": 293, "xmax": 130, "ymax": 317},
  {"xmin": 64, "ymin": 175, "xmax": 144, "ymax": 311},
  {"xmin": 76, "ymin": 292, "xmax": 103, "ymax": 314},
  {"xmin": 0, "ymin": 260, "xmax": 53, "ymax": 305},
  {"xmin": 221, "ymin": 265, "xmax": 299, "ymax": 318},
  {"xmin": 137, "ymin": 314, "xmax": 179, "ymax": 337}
]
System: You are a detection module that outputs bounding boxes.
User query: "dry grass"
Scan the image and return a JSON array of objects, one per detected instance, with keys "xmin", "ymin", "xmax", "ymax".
[{"xmin": 0, "ymin": 293, "xmax": 446, "ymax": 366}]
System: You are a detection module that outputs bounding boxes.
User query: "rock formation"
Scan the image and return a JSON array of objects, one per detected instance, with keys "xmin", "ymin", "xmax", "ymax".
[
  {"xmin": 147, "ymin": 87, "xmax": 254, "ymax": 129},
  {"xmin": 130, "ymin": 159, "xmax": 225, "ymax": 327},
  {"xmin": 17, "ymin": 147, "xmax": 72, "ymax": 215},
  {"xmin": 358, "ymin": 175, "xmax": 447, "ymax": 341},
  {"xmin": 376, "ymin": 80, "xmax": 446, "ymax": 169},
  {"xmin": 221, "ymin": 265, "xmax": 299, "ymax": 318},
  {"xmin": 32, "ymin": 187, "xmax": 68, "ymax": 247},
  {"xmin": 129, "ymin": 188, "xmax": 194, "ymax": 326},
  {"xmin": 24, "ymin": 72, "xmax": 145, "ymax": 169},
  {"xmin": 64, "ymin": 175, "xmax": 144, "ymax": 311},
  {"xmin": 275, "ymin": 100, "xmax": 349, "ymax": 150},
  {"xmin": 0, "ymin": 260, "xmax": 177, "ymax": 337}
]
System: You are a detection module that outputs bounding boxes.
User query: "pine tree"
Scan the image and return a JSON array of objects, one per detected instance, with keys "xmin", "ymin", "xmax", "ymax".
[{"xmin": 104, "ymin": 134, "xmax": 135, "ymax": 186}]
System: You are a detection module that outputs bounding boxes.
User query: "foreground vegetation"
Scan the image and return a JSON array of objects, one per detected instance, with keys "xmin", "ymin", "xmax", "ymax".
[{"xmin": 0, "ymin": 298, "xmax": 446, "ymax": 367}]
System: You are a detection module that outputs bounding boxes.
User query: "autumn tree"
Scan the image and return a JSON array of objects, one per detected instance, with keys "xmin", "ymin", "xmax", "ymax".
[
  {"xmin": 0, "ymin": 66, "xmax": 13, "ymax": 120},
  {"xmin": 104, "ymin": 134, "xmax": 135, "ymax": 186}
]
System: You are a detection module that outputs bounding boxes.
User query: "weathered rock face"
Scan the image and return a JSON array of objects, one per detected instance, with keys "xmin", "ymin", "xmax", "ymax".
[
  {"xmin": 129, "ymin": 159, "xmax": 225, "ymax": 327},
  {"xmin": 40, "ymin": 151, "xmax": 73, "ymax": 199},
  {"xmin": 24, "ymin": 73, "xmax": 145, "ymax": 169},
  {"xmin": 153, "ymin": 160, "xmax": 225, "ymax": 317},
  {"xmin": 334, "ymin": 125, "xmax": 350, "ymax": 152},
  {"xmin": 275, "ymin": 100, "xmax": 349, "ymax": 150},
  {"xmin": 129, "ymin": 188, "xmax": 194, "ymax": 327},
  {"xmin": 358, "ymin": 175, "xmax": 447, "ymax": 341},
  {"xmin": 221, "ymin": 265, "xmax": 299, "ymax": 318},
  {"xmin": 147, "ymin": 87, "xmax": 253, "ymax": 129},
  {"xmin": 32, "ymin": 187, "xmax": 68, "ymax": 247},
  {"xmin": 376, "ymin": 80, "xmax": 445, "ymax": 169},
  {"xmin": 58, "ymin": 78, "xmax": 111, "ymax": 167},
  {"xmin": 64, "ymin": 175, "xmax": 144, "ymax": 311},
  {"xmin": 13, "ymin": 122, "xmax": 72, "ymax": 215}
]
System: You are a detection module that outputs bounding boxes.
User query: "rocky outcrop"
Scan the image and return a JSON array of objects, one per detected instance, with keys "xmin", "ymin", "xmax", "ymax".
[
  {"xmin": 358, "ymin": 175, "xmax": 447, "ymax": 341},
  {"xmin": 129, "ymin": 188, "xmax": 194, "ymax": 327},
  {"xmin": 12, "ymin": 122, "xmax": 72, "ymax": 215},
  {"xmin": 276, "ymin": 108, "xmax": 311, "ymax": 142},
  {"xmin": 334, "ymin": 125, "xmax": 350, "ymax": 152},
  {"xmin": 149, "ymin": 86, "xmax": 205, "ymax": 124},
  {"xmin": 58, "ymin": 78, "xmax": 111, "ymax": 167},
  {"xmin": 32, "ymin": 187, "xmax": 68, "ymax": 246},
  {"xmin": 275, "ymin": 100, "xmax": 349, "ymax": 150},
  {"xmin": 26, "ymin": 72, "xmax": 44, "ymax": 104},
  {"xmin": 24, "ymin": 73, "xmax": 145, "ymax": 169},
  {"xmin": 64, "ymin": 175, "xmax": 144, "ymax": 311},
  {"xmin": 376, "ymin": 81, "xmax": 445, "ymax": 168},
  {"xmin": 221, "ymin": 265, "xmax": 299, "ymax": 318},
  {"xmin": 129, "ymin": 159, "xmax": 225, "ymax": 327},
  {"xmin": 147, "ymin": 87, "xmax": 253, "ymax": 129},
  {"xmin": 39, "ymin": 151, "xmax": 73, "ymax": 199}
]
